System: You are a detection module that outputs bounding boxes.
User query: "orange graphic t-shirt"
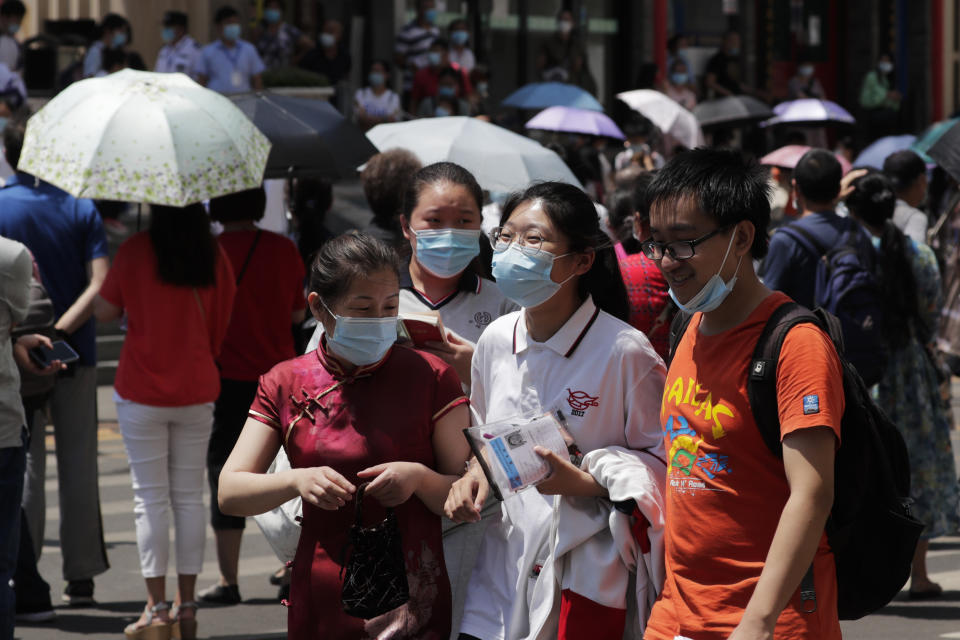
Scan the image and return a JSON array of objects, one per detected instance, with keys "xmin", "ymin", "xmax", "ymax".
[{"xmin": 645, "ymin": 292, "xmax": 844, "ymax": 640}]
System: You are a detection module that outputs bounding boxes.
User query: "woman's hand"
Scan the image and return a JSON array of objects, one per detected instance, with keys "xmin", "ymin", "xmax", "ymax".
[
  {"xmin": 357, "ymin": 462, "xmax": 424, "ymax": 507},
  {"xmin": 534, "ymin": 446, "xmax": 606, "ymax": 497},
  {"xmin": 12, "ymin": 334, "xmax": 65, "ymax": 376},
  {"xmin": 293, "ymin": 466, "xmax": 356, "ymax": 510},
  {"xmin": 444, "ymin": 463, "xmax": 489, "ymax": 523},
  {"xmin": 423, "ymin": 331, "xmax": 474, "ymax": 385}
]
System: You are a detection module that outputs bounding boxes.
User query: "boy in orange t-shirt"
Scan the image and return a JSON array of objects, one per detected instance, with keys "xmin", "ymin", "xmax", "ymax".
[{"xmin": 639, "ymin": 149, "xmax": 844, "ymax": 640}]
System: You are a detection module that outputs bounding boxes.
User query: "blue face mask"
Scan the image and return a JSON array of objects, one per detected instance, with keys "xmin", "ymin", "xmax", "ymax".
[
  {"xmin": 414, "ymin": 228, "xmax": 481, "ymax": 278},
  {"xmin": 263, "ymin": 8, "xmax": 282, "ymax": 24},
  {"xmin": 476, "ymin": 81, "xmax": 489, "ymax": 95},
  {"xmin": 368, "ymin": 71, "xmax": 385, "ymax": 87},
  {"xmin": 491, "ymin": 244, "xmax": 574, "ymax": 308},
  {"xmin": 424, "ymin": 8, "xmax": 438, "ymax": 24},
  {"xmin": 7, "ymin": 23, "xmax": 19, "ymax": 36},
  {"xmin": 427, "ymin": 51, "xmax": 442, "ymax": 67},
  {"xmin": 112, "ymin": 31, "xmax": 127, "ymax": 48},
  {"xmin": 670, "ymin": 72, "xmax": 688, "ymax": 85},
  {"xmin": 667, "ymin": 232, "xmax": 742, "ymax": 314},
  {"xmin": 437, "ymin": 85, "xmax": 456, "ymax": 98},
  {"xmin": 161, "ymin": 27, "xmax": 176, "ymax": 44},
  {"xmin": 0, "ymin": 117, "xmax": 9, "ymax": 132},
  {"xmin": 451, "ymin": 30, "xmax": 469, "ymax": 46},
  {"xmin": 320, "ymin": 299, "xmax": 397, "ymax": 366},
  {"xmin": 434, "ymin": 106, "xmax": 451, "ymax": 117},
  {"xmin": 222, "ymin": 23, "xmax": 241, "ymax": 42},
  {"xmin": 319, "ymin": 32, "xmax": 336, "ymax": 48}
]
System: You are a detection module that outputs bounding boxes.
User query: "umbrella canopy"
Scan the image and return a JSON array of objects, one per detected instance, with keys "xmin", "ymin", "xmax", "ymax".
[
  {"xmin": 615, "ymin": 89, "xmax": 704, "ymax": 150},
  {"xmin": 761, "ymin": 144, "xmax": 852, "ymax": 174},
  {"xmin": 853, "ymin": 134, "xmax": 917, "ymax": 169},
  {"xmin": 365, "ymin": 116, "xmax": 581, "ymax": 192},
  {"xmin": 761, "ymin": 99, "xmax": 855, "ymax": 127},
  {"xmin": 910, "ymin": 118, "xmax": 960, "ymax": 164},
  {"xmin": 502, "ymin": 82, "xmax": 603, "ymax": 112},
  {"xmin": 525, "ymin": 106, "xmax": 625, "ymax": 139},
  {"xmin": 927, "ymin": 120, "xmax": 960, "ymax": 182},
  {"xmin": 230, "ymin": 91, "xmax": 377, "ymax": 180},
  {"xmin": 693, "ymin": 96, "xmax": 774, "ymax": 128},
  {"xmin": 18, "ymin": 69, "xmax": 270, "ymax": 207}
]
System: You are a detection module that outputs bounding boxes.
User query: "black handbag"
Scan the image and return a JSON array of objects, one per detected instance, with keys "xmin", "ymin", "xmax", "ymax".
[{"xmin": 340, "ymin": 482, "xmax": 410, "ymax": 619}]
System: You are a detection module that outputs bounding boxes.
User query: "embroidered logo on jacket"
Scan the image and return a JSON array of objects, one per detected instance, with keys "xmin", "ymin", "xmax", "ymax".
[{"xmin": 566, "ymin": 388, "xmax": 599, "ymax": 416}]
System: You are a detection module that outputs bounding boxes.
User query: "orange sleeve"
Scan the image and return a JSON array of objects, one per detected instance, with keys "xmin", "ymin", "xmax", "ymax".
[{"xmin": 775, "ymin": 324, "xmax": 844, "ymax": 445}]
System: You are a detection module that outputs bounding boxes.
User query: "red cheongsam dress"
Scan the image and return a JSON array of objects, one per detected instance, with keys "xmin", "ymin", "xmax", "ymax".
[{"xmin": 248, "ymin": 340, "xmax": 468, "ymax": 640}]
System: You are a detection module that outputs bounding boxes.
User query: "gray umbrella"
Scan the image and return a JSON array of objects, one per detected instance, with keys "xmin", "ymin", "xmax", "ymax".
[{"xmin": 693, "ymin": 96, "xmax": 774, "ymax": 128}]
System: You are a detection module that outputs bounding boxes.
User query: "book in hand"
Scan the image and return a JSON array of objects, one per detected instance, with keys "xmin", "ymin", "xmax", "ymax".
[
  {"xmin": 463, "ymin": 411, "xmax": 571, "ymax": 501},
  {"xmin": 397, "ymin": 310, "xmax": 448, "ymax": 347}
]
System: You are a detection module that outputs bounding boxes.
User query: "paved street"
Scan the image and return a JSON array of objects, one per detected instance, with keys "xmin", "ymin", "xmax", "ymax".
[{"xmin": 12, "ymin": 387, "xmax": 960, "ymax": 640}]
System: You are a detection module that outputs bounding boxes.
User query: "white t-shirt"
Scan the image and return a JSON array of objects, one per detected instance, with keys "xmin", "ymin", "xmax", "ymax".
[
  {"xmin": 399, "ymin": 270, "xmax": 518, "ymax": 345},
  {"xmin": 459, "ymin": 296, "xmax": 666, "ymax": 639},
  {"xmin": 449, "ymin": 47, "xmax": 476, "ymax": 73},
  {"xmin": 354, "ymin": 87, "xmax": 400, "ymax": 120}
]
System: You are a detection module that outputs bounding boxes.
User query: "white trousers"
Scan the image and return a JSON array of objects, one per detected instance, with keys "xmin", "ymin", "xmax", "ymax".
[{"xmin": 115, "ymin": 394, "xmax": 213, "ymax": 578}]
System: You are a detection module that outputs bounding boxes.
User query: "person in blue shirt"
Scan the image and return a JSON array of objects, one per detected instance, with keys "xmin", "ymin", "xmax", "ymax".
[
  {"xmin": 196, "ymin": 5, "xmax": 265, "ymax": 94},
  {"xmin": 760, "ymin": 150, "xmax": 875, "ymax": 308},
  {"xmin": 82, "ymin": 13, "xmax": 129, "ymax": 78},
  {"xmin": 0, "ymin": 118, "xmax": 110, "ymax": 606}
]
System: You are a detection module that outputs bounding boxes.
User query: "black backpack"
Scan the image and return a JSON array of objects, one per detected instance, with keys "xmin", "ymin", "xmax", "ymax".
[
  {"xmin": 668, "ymin": 302, "xmax": 923, "ymax": 620},
  {"xmin": 776, "ymin": 221, "xmax": 888, "ymax": 386}
]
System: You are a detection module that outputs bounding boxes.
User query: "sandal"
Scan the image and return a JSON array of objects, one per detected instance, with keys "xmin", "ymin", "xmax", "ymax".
[
  {"xmin": 123, "ymin": 602, "xmax": 171, "ymax": 640},
  {"xmin": 171, "ymin": 601, "xmax": 198, "ymax": 640}
]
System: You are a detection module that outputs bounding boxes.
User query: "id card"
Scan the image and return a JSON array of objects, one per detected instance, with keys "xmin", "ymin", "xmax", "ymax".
[{"xmin": 231, "ymin": 71, "xmax": 243, "ymax": 87}]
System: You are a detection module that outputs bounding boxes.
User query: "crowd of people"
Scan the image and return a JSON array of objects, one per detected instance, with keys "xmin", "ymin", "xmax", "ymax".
[{"xmin": 0, "ymin": 2, "xmax": 958, "ymax": 640}]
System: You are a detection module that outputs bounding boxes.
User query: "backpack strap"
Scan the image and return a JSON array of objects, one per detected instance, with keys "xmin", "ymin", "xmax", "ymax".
[
  {"xmin": 235, "ymin": 229, "xmax": 263, "ymax": 286},
  {"xmin": 746, "ymin": 301, "xmax": 824, "ymax": 459},
  {"xmin": 779, "ymin": 224, "xmax": 827, "ymax": 260},
  {"xmin": 666, "ymin": 310, "xmax": 693, "ymax": 367}
]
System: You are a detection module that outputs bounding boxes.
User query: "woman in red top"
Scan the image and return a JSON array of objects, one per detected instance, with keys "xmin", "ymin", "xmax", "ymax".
[
  {"xmin": 95, "ymin": 204, "xmax": 236, "ymax": 640},
  {"xmin": 199, "ymin": 187, "xmax": 306, "ymax": 606},
  {"xmin": 219, "ymin": 232, "xmax": 471, "ymax": 639}
]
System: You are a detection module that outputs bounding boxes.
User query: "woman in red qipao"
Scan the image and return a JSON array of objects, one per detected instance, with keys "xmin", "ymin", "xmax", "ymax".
[{"xmin": 219, "ymin": 232, "xmax": 471, "ymax": 639}]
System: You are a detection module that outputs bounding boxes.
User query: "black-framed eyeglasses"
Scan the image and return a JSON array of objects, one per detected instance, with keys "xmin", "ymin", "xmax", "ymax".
[{"xmin": 640, "ymin": 226, "xmax": 728, "ymax": 261}]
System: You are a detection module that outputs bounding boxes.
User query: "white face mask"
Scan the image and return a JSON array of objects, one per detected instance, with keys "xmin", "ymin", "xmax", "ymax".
[{"xmin": 668, "ymin": 231, "xmax": 742, "ymax": 314}]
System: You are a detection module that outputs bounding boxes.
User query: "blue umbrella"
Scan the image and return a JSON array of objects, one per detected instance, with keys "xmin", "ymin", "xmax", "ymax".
[
  {"xmin": 852, "ymin": 134, "xmax": 917, "ymax": 169},
  {"xmin": 502, "ymin": 82, "xmax": 603, "ymax": 112}
]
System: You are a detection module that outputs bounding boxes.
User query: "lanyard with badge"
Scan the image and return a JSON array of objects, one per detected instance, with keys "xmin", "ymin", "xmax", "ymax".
[{"xmin": 222, "ymin": 43, "xmax": 244, "ymax": 88}]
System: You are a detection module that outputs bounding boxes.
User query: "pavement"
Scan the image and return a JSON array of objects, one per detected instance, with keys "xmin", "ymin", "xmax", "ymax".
[{"xmin": 12, "ymin": 385, "xmax": 960, "ymax": 640}]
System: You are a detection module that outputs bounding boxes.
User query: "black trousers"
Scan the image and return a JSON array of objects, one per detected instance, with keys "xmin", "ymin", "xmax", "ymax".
[{"xmin": 207, "ymin": 378, "xmax": 260, "ymax": 531}]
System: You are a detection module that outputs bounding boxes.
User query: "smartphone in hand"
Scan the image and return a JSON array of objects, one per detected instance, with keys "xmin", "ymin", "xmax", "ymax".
[{"xmin": 29, "ymin": 340, "xmax": 79, "ymax": 368}]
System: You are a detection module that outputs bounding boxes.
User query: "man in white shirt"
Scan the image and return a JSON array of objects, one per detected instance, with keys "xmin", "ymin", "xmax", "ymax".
[
  {"xmin": 154, "ymin": 11, "xmax": 200, "ymax": 78},
  {"xmin": 0, "ymin": 1, "xmax": 24, "ymax": 73}
]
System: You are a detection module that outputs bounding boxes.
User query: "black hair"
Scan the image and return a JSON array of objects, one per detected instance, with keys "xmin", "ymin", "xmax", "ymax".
[
  {"xmin": 368, "ymin": 58, "xmax": 391, "ymax": 74},
  {"xmin": 308, "ymin": 232, "xmax": 400, "ymax": 307},
  {"xmin": 667, "ymin": 33, "xmax": 685, "ymax": 53},
  {"xmin": 470, "ymin": 64, "xmax": 490, "ymax": 82},
  {"xmin": 162, "ymin": 11, "xmax": 188, "ymax": 28},
  {"xmin": 209, "ymin": 187, "xmax": 266, "ymax": 223},
  {"xmin": 606, "ymin": 189, "xmax": 635, "ymax": 244},
  {"xmin": 0, "ymin": 1, "xmax": 25, "ymax": 18},
  {"xmin": 101, "ymin": 12, "xmax": 128, "ymax": 32},
  {"xmin": 499, "ymin": 182, "xmax": 630, "ymax": 321},
  {"xmin": 431, "ymin": 38, "xmax": 449, "ymax": 52},
  {"xmin": 0, "ymin": 86, "xmax": 23, "ymax": 112},
  {"xmin": 449, "ymin": 18, "xmax": 468, "ymax": 31},
  {"xmin": 214, "ymin": 5, "xmax": 239, "ymax": 24},
  {"xmin": 844, "ymin": 170, "xmax": 916, "ymax": 349},
  {"xmin": 402, "ymin": 161, "xmax": 482, "ymax": 220},
  {"xmin": 630, "ymin": 170, "xmax": 657, "ymax": 224},
  {"xmin": 647, "ymin": 148, "xmax": 772, "ymax": 259},
  {"xmin": 102, "ymin": 47, "xmax": 126, "ymax": 70},
  {"xmin": 2, "ymin": 113, "xmax": 24, "ymax": 168},
  {"xmin": 362, "ymin": 149, "xmax": 422, "ymax": 224},
  {"xmin": 149, "ymin": 203, "xmax": 217, "ymax": 287},
  {"xmin": 882, "ymin": 149, "xmax": 926, "ymax": 193},
  {"xmin": 794, "ymin": 149, "xmax": 841, "ymax": 204},
  {"xmin": 669, "ymin": 58, "xmax": 688, "ymax": 73},
  {"xmin": 291, "ymin": 178, "xmax": 333, "ymax": 266}
]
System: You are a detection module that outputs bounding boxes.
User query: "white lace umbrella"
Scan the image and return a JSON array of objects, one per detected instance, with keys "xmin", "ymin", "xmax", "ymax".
[
  {"xmin": 18, "ymin": 69, "xmax": 270, "ymax": 207},
  {"xmin": 616, "ymin": 89, "xmax": 704, "ymax": 150},
  {"xmin": 365, "ymin": 116, "xmax": 581, "ymax": 192}
]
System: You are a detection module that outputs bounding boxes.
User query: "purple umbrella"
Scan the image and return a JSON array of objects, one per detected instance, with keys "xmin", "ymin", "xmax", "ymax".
[
  {"xmin": 761, "ymin": 99, "xmax": 855, "ymax": 127},
  {"xmin": 525, "ymin": 106, "xmax": 625, "ymax": 139}
]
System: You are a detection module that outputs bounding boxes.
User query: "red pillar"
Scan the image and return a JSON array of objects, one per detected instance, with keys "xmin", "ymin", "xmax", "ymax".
[
  {"xmin": 653, "ymin": 0, "xmax": 668, "ymax": 82},
  {"xmin": 931, "ymin": 0, "xmax": 944, "ymax": 121}
]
